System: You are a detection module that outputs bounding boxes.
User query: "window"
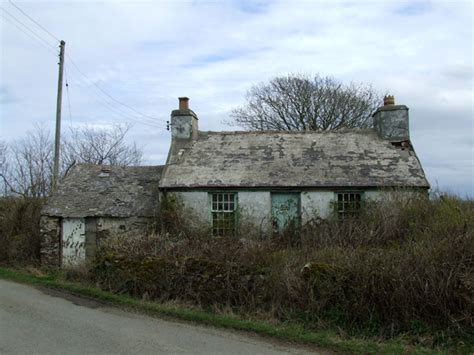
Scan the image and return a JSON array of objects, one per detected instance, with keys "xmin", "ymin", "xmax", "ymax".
[
  {"xmin": 336, "ymin": 192, "xmax": 362, "ymax": 218},
  {"xmin": 210, "ymin": 193, "xmax": 237, "ymax": 236}
]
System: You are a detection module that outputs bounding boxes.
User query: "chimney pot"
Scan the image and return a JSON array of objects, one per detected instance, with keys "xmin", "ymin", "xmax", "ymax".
[
  {"xmin": 178, "ymin": 97, "xmax": 189, "ymax": 110},
  {"xmin": 383, "ymin": 95, "xmax": 395, "ymax": 106}
]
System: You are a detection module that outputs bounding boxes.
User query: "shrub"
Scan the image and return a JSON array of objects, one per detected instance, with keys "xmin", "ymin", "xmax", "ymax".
[
  {"xmin": 0, "ymin": 197, "xmax": 44, "ymax": 265},
  {"xmin": 90, "ymin": 194, "xmax": 473, "ymax": 345}
]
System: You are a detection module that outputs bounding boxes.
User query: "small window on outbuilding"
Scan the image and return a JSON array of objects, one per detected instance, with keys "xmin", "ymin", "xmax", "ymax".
[
  {"xmin": 210, "ymin": 192, "xmax": 237, "ymax": 236},
  {"xmin": 336, "ymin": 192, "xmax": 363, "ymax": 218}
]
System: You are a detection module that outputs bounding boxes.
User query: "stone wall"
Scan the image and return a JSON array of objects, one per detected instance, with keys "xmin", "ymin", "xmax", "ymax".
[
  {"xmin": 95, "ymin": 217, "xmax": 151, "ymax": 242},
  {"xmin": 40, "ymin": 215, "xmax": 152, "ymax": 267},
  {"xmin": 40, "ymin": 216, "xmax": 61, "ymax": 266}
]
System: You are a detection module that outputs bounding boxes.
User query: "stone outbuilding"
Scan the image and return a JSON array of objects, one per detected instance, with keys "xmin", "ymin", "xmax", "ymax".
[
  {"xmin": 41, "ymin": 96, "xmax": 429, "ymax": 266},
  {"xmin": 41, "ymin": 164, "xmax": 162, "ymax": 266}
]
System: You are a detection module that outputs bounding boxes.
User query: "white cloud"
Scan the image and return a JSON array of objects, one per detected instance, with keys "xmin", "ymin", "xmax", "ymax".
[{"xmin": 0, "ymin": 0, "xmax": 472, "ymax": 196}]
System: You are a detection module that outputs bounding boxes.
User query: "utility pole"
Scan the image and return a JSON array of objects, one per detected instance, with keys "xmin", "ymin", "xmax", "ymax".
[{"xmin": 52, "ymin": 40, "xmax": 65, "ymax": 191}]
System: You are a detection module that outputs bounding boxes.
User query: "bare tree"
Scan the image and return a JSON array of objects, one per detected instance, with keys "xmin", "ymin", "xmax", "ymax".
[
  {"xmin": 0, "ymin": 140, "xmax": 9, "ymax": 196},
  {"xmin": 1, "ymin": 124, "xmax": 143, "ymax": 198},
  {"xmin": 1, "ymin": 126, "xmax": 53, "ymax": 198},
  {"xmin": 62, "ymin": 123, "xmax": 142, "ymax": 171},
  {"xmin": 230, "ymin": 74, "xmax": 382, "ymax": 131}
]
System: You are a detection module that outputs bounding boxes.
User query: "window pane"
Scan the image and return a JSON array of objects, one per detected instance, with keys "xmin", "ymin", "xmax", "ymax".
[
  {"xmin": 211, "ymin": 193, "xmax": 236, "ymax": 236},
  {"xmin": 337, "ymin": 192, "xmax": 362, "ymax": 218}
]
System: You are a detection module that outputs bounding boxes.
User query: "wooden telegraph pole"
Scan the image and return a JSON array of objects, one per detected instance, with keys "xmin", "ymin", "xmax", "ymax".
[{"xmin": 52, "ymin": 40, "xmax": 65, "ymax": 191}]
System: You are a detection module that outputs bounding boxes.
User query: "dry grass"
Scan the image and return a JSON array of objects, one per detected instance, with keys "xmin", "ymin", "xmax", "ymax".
[{"xmin": 91, "ymin": 194, "xmax": 473, "ymax": 347}]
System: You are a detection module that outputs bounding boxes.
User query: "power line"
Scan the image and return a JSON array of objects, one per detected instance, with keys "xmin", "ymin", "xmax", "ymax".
[
  {"xmin": 0, "ymin": 8, "xmax": 58, "ymax": 56},
  {"xmin": 66, "ymin": 55, "xmax": 168, "ymax": 123},
  {"xmin": 65, "ymin": 64, "xmax": 167, "ymax": 129},
  {"xmin": 8, "ymin": 0, "xmax": 60, "ymax": 42},
  {"xmin": 64, "ymin": 67, "xmax": 167, "ymax": 130},
  {"xmin": 0, "ymin": 13, "xmax": 57, "ymax": 57},
  {"xmin": 3, "ymin": 1, "xmax": 169, "ymax": 130}
]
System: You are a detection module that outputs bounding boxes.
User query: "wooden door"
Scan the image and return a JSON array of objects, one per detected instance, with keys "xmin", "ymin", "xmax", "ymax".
[
  {"xmin": 271, "ymin": 193, "xmax": 300, "ymax": 234},
  {"xmin": 61, "ymin": 218, "xmax": 86, "ymax": 267}
]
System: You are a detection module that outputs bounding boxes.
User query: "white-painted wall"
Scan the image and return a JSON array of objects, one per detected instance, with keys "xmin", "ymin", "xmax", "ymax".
[
  {"xmin": 170, "ymin": 191, "xmax": 209, "ymax": 228},
  {"xmin": 301, "ymin": 191, "xmax": 335, "ymax": 223},
  {"xmin": 364, "ymin": 189, "xmax": 423, "ymax": 202},
  {"xmin": 174, "ymin": 190, "xmax": 338, "ymax": 234},
  {"xmin": 238, "ymin": 191, "xmax": 272, "ymax": 236},
  {"xmin": 171, "ymin": 189, "xmax": 423, "ymax": 233},
  {"xmin": 172, "ymin": 191, "xmax": 272, "ymax": 235},
  {"xmin": 364, "ymin": 190, "xmax": 385, "ymax": 201}
]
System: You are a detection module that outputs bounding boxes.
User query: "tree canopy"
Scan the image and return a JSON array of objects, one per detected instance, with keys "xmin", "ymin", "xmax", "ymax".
[{"xmin": 230, "ymin": 74, "xmax": 382, "ymax": 131}]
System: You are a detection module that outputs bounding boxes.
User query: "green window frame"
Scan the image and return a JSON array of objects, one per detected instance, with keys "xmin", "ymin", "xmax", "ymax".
[
  {"xmin": 336, "ymin": 192, "xmax": 363, "ymax": 218},
  {"xmin": 210, "ymin": 192, "xmax": 237, "ymax": 236}
]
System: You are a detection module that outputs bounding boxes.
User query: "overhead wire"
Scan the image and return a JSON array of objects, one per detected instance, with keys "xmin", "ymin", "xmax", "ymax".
[
  {"xmin": 3, "ymin": 1, "xmax": 169, "ymax": 130},
  {"xmin": 64, "ymin": 65, "xmax": 168, "ymax": 130},
  {"xmin": 8, "ymin": 0, "xmax": 60, "ymax": 42},
  {"xmin": 0, "ymin": 7, "xmax": 58, "ymax": 56},
  {"xmin": 65, "ymin": 55, "xmax": 168, "ymax": 124}
]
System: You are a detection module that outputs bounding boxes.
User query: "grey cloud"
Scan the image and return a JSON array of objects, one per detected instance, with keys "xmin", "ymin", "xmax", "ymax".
[{"xmin": 1, "ymin": 0, "xmax": 472, "ymax": 196}]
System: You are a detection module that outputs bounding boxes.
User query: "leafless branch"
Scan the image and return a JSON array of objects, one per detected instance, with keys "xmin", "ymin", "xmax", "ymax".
[{"xmin": 229, "ymin": 74, "xmax": 382, "ymax": 131}]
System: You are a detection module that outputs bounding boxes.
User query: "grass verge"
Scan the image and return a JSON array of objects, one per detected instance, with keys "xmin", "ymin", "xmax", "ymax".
[{"xmin": 0, "ymin": 267, "xmax": 450, "ymax": 354}]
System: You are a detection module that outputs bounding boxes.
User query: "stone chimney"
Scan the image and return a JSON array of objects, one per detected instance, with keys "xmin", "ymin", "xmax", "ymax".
[
  {"xmin": 170, "ymin": 97, "xmax": 199, "ymax": 140},
  {"xmin": 373, "ymin": 95, "xmax": 410, "ymax": 142}
]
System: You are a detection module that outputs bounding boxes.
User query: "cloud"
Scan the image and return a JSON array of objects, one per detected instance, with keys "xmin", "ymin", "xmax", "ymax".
[
  {"xmin": 395, "ymin": 0, "xmax": 432, "ymax": 16},
  {"xmin": 0, "ymin": 0, "xmax": 472, "ymax": 196},
  {"xmin": 0, "ymin": 86, "xmax": 16, "ymax": 105}
]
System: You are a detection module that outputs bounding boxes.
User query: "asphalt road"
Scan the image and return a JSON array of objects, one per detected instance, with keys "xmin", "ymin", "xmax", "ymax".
[{"xmin": 0, "ymin": 279, "xmax": 320, "ymax": 354}]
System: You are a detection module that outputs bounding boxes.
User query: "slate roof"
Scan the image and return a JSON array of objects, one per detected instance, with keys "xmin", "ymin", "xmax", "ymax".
[
  {"xmin": 42, "ymin": 164, "xmax": 163, "ymax": 217},
  {"xmin": 161, "ymin": 129, "xmax": 429, "ymax": 189}
]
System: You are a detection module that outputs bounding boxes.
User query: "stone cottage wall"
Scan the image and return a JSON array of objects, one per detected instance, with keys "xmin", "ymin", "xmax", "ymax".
[
  {"xmin": 168, "ymin": 191, "xmax": 272, "ymax": 237},
  {"xmin": 40, "ymin": 216, "xmax": 61, "ymax": 266},
  {"xmin": 95, "ymin": 217, "xmax": 152, "ymax": 242},
  {"xmin": 40, "ymin": 215, "xmax": 153, "ymax": 267},
  {"xmin": 170, "ymin": 189, "xmax": 427, "ymax": 236}
]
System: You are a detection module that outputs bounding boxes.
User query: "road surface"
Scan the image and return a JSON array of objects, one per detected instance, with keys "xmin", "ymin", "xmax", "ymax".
[{"xmin": 0, "ymin": 279, "xmax": 320, "ymax": 354}]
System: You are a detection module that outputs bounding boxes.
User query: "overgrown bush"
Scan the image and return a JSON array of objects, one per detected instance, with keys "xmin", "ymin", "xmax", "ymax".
[
  {"xmin": 91, "ymin": 194, "xmax": 473, "ymax": 346},
  {"xmin": 0, "ymin": 197, "xmax": 44, "ymax": 265}
]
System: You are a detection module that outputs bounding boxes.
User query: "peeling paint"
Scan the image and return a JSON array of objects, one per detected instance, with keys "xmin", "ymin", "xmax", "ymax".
[{"xmin": 62, "ymin": 218, "xmax": 86, "ymax": 267}]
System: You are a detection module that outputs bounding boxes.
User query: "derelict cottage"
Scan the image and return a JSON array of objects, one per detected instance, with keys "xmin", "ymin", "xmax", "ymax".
[{"xmin": 41, "ymin": 96, "xmax": 429, "ymax": 266}]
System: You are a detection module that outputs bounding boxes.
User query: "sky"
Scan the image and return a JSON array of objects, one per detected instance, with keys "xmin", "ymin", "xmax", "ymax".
[{"xmin": 0, "ymin": 0, "xmax": 473, "ymax": 197}]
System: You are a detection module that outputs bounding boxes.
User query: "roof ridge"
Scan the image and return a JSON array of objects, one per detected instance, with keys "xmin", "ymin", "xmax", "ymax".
[{"xmin": 200, "ymin": 128, "xmax": 374, "ymax": 135}]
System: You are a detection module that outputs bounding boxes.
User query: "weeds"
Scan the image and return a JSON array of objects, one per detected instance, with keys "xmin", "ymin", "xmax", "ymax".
[
  {"xmin": 89, "ymin": 194, "xmax": 473, "ymax": 348},
  {"xmin": 0, "ymin": 197, "xmax": 44, "ymax": 265},
  {"xmin": 1, "ymin": 193, "xmax": 472, "ymax": 350}
]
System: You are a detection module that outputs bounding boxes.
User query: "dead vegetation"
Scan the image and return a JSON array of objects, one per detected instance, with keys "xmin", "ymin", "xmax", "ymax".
[
  {"xmin": 0, "ymin": 193, "xmax": 472, "ymax": 348},
  {"xmin": 91, "ymin": 194, "xmax": 473, "ymax": 347},
  {"xmin": 0, "ymin": 197, "xmax": 44, "ymax": 265}
]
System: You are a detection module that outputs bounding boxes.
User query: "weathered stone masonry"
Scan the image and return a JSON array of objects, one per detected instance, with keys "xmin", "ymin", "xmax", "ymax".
[{"xmin": 41, "ymin": 96, "xmax": 429, "ymax": 266}]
